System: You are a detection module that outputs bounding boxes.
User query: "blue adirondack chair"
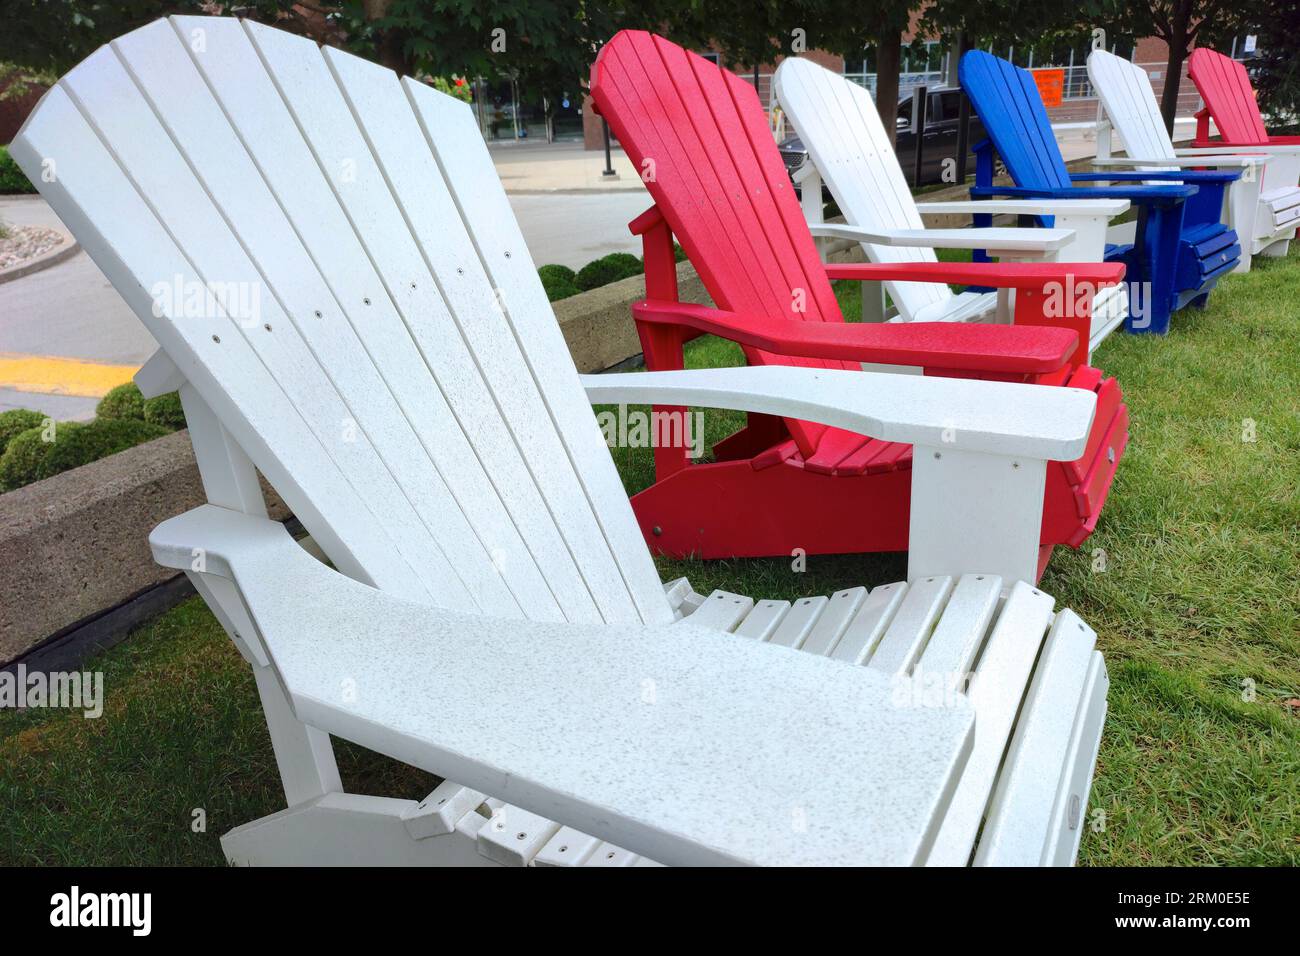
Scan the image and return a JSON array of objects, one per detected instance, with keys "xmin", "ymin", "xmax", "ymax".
[{"xmin": 959, "ymin": 51, "xmax": 1241, "ymax": 335}]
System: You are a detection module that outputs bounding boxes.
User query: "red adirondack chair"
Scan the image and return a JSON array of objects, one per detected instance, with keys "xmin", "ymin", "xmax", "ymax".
[
  {"xmin": 1188, "ymin": 48, "xmax": 1300, "ymax": 149},
  {"xmin": 590, "ymin": 31, "xmax": 1129, "ymax": 580}
]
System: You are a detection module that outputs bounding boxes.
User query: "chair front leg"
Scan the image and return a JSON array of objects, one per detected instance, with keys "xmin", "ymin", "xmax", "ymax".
[
  {"xmin": 1129, "ymin": 202, "xmax": 1184, "ymax": 335},
  {"xmin": 908, "ymin": 444, "xmax": 1049, "ymax": 586}
]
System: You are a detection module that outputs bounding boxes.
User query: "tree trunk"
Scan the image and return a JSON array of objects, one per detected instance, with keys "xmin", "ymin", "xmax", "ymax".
[
  {"xmin": 1159, "ymin": 2, "xmax": 1192, "ymax": 135},
  {"xmin": 875, "ymin": 28, "xmax": 904, "ymax": 148},
  {"xmin": 362, "ymin": 0, "xmax": 409, "ymax": 75}
]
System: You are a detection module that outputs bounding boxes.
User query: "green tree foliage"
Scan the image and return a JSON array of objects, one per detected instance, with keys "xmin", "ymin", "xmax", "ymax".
[{"xmin": 1236, "ymin": 0, "xmax": 1300, "ymax": 129}]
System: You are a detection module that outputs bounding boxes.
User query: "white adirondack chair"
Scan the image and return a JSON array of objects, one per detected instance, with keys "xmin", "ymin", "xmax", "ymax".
[
  {"xmin": 1088, "ymin": 49, "xmax": 1300, "ymax": 272},
  {"xmin": 773, "ymin": 56, "xmax": 1130, "ymax": 358},
  {"xmin": 14, "ymin": 15, "xmax": 1109, "ymax": 867}
]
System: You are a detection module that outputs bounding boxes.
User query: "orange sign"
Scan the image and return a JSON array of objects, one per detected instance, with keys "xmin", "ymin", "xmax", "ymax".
[{"xmin": 1032, "ymin": 68, "xmax": 1065, "ymax": 108}]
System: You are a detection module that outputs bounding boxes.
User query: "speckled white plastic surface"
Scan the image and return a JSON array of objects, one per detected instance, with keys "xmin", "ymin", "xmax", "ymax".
[
  {"xmin": 153, "ymin": 505, "xmax": 974, "ymax": 866},
  {"xmin": 581, "ymin": 365, "xmax": 1096, "ymax": 461}
]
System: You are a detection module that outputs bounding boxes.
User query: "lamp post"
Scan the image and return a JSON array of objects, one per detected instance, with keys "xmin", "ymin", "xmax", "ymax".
[{"xmin": 602, "ymin": 119, "xmax": 618, "ymax": 178}]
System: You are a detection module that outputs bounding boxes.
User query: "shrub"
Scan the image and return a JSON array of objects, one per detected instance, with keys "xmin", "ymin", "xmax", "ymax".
[
  {"xmin": 0, "ymin": 409, "xmax": 45, "ymax": 457},
  {"xmin": 673, "ymin": 243, "xmax": 687, "ymax": 262},
  {"xmin": 0, "ymin": 421, "xmax": 84, "ymax": 491},
  {"xmin": 537, "ymin": 264, "xmax": 577, "ymax": 286},
  {"xmin": 143, "ymin": 391, "xmax": 186, "ymax": 430},
  {"xmin": 0, "ymin": 418, "xmax": 170, "ymax": 491},
  {"xmin": 0, "ymin": 146, "xmax": 36, "ymax": 195},
  {"xmin": 96, "ymin": 382, "xmax": 146, "ymax": 421},
  {"xmin": 541, "ymin": 274, "xmax": 580, "ymax": 302},
  {"xmin": 575, "ymin": 252, "xmax": 643, "ymax": 291}
]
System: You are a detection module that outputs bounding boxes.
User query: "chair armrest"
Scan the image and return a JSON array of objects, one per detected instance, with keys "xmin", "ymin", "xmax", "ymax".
[
  {"xmin": 823, "ymin": 262, "xmax": 1122, "ymax": 370},
  {"xmin": 972, "ymin": 183, "xmax": 1196, "ymax": 203},
  {"xmin": 1092, "ymin": 155, "xmax": 1269, "ymax": 169},
  {"xmin": 150, "ymin": 504, "xmax": 972, "ymax": 867},
  {"xmin": 823, "ymin": 260, "xmax": 1124, "ymax": 291},
  {"xmin": 916, "ymin": 198, "xmax": 1130, "ymax": 218},
  {"xmin": 632, "ymin": 298, "xmax": 1079, "ymax": 375},
  {"xmin": 581, "ymin": 365, "xmax": 1095, "ymax": 461},
  {"xmin": 1178, "ymin": 144, "xmax": 1300, "ymax": 156},
  {"xmin": 807, "ymin": 222, "xmax": 1073, "ymax": 255},
  {"xmin": 1072, "ymin": 170, "xmax": 1240, "ymax": 185}
]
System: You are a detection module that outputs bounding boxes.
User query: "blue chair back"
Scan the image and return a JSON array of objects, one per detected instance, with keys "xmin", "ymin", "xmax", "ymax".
[{"xmin": 959, "ymin": 51, "xmax": 1072, "ymax": 192}]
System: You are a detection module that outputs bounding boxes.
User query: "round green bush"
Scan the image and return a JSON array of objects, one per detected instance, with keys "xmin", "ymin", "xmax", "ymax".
[
  {"xmin": 143, "ymin": 391, "xmax": 186, "ymax": 430},
  {"xmin": 542, "ymin": 274, "xmax": 580, "ymax": 302},
  {"xmin": 0, "ymin": 418, "xmax": 168, "ymax": 492},
  {"xmin": 600, "ymin": 252, "xmax": 643, "ymax": 278},
  {"xmin": 673, "ymin": 243, "xmax": 687, "ymax": 263},
  {"xmin": 537, "ymin": 264, "xmax": 577, "ymax": 286},
  {"xmin": 0, "ymin": 409, "xmax": 45, "ymax": 457},
  {"xmin": 575, "ymin": 252, "xmax": 643, "ymax": 291},
  {"xmin": 0, "ymin": 421, "xmax": 83, "ymax": 491},
  {"xmin": 41, "ymin": 419, "xmax": 170, "ymax": 484},
  {"xmin": 96, "ymin": 382, "xmax": 146, "ymax": 421}
]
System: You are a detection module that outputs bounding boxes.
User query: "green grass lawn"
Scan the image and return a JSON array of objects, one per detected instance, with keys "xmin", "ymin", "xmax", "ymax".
[{"xmin": 3, "ymin": 249, "xmax": 1298, "ymax": 866}]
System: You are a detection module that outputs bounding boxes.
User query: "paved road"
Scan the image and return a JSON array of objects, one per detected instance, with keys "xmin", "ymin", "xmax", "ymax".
[{"xmin": 1, "ymin": 188, "xmax": 650, "ymax": 419}]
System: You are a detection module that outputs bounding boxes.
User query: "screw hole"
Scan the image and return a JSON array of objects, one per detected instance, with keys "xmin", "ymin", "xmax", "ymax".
[
  {"xmin": 211, "ymin": 334, "xmax": 220, "ymax": 343},
  {"xmin": 516, "ymin": 832, "xmax": 527, "ymax": 840},
  {"xmin": 314, "ymin": 310, "xmax": 322, "ymax": 318},
  {"xmin": 263, "ymin": 323, "xmax": 272, "ymax": 332},
  {"xmin": 363, "ymin": 297, "xmax": 371, "ymax": 305},
  {"xmin": 606, "ymin": 851, "xmax": 616, "ymax": 859},
  {"xmin": 559, "ymin": 846, "xmax": 568, "ymax": 853}
]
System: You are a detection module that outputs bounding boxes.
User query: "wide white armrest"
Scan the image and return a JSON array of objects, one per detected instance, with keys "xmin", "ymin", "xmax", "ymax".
[
  {"xmin": 916, "ymin": 198, "xmax": 1130, "ymax": 219},
  {"xmin": 807, "ymin": 222, "xmax": 1072, "ymax": 254},
  {"xmin": 1176, "ymin": 145, "xmax": 1300, "ymax": 156},
  {"xmin": 149, "ymin": 504, "xmax": 973, "ymax": 867},
  {"xmin": 1092, "ymin": 155, "xmax": 1269, "ymax": 168},
  {"xmin": 581, "ymin": 366, "xmax": 1095, "ymax": 461}
]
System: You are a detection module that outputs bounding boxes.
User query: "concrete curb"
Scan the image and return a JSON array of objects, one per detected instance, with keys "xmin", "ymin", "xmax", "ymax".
[
  {"xmin": 0, "ymin": 429, "xmax": 288, "ymax": 665},
  {"xmin": 0, "ymin": 226, "xmax": 79, "ymax": 284}
]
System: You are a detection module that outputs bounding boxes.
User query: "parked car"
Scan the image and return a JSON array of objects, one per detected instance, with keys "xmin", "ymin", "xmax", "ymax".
[{"xmin": 779, "ymin": 87, "xmax": 986, "ymax": 190}]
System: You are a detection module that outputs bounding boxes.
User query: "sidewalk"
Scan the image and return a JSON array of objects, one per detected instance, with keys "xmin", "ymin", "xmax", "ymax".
[{"xmin": 489, "ymin": 140, "xmax": 646, "ymax": 192}]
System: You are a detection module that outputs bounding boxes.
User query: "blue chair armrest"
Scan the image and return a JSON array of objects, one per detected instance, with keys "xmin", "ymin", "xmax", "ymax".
[{"xmin": 1073, "ymin": 170, "xmax": 1240, "ymax": 185}]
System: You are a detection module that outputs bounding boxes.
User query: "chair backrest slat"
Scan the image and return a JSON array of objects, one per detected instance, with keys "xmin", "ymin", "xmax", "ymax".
[
  {"xmin": 1188, "ymin": 48, "xmax": 1269, "ymax": 145},
  {"xmin": 1088, "ymin": 51, "xmax": 1177, "ymax": 167},
  {"xmin": 592, "ymin": 30, "xmax": 853, "ymax": 455},
  {"xmin": 774, "ymin": 57, "xmax": 950, "ymax": 321},
  {"xmin": 15, "ymin": 16, "xmax": 671, "ymax": 626},
  {"xmin": 959, "ymin": 52, "xmax": 1072, "ymax": 191}
]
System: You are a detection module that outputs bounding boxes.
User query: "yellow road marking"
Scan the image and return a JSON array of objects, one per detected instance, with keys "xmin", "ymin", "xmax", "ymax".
[{"xmin": 0, "ymin": 353, "xmax": 140, "ymax": 398}]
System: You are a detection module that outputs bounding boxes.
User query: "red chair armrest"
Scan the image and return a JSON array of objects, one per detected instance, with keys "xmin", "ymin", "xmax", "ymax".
[{"xmin": 632, "ymin": 300, "xmax": 1077, "ymax": 375}]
